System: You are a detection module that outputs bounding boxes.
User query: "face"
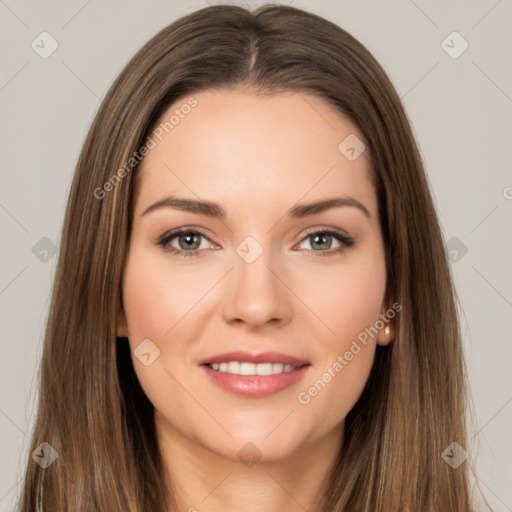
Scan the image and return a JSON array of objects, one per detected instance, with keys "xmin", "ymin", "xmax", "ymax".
[{"xmin": 118, "ymin": 88, "xmax": 391, "ymax": 463}]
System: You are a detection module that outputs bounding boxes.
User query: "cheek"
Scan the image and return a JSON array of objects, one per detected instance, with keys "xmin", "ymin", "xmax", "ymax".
[
  {"xmin": 121, "ymin": 250, "xmax": 200, "ymax": 416},
  {"xmin": 123, "ymin": 274, "xmax": 173, "ymax": 342},
  {"xmin": 122, "ymin": 249, "xmax": 211, "ymax": 342},
  {"xmin": 308, "ymin": 253, "xmax": 387, "ymax": 346},
  {"xmin": 337, "ymin": 265, "xmax": 385, "ymax": 337},
  {"xmin": 121, "ymin": 247, "xmax": 217, "ymax": 402},
  {"xmin": 296, "ymin": 253, "xmax": 386, "ymax": 419}
]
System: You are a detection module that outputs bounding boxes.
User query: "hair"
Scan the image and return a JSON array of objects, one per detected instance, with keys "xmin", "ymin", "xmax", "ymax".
[{"xmin": 16, "ymin": 3, "xmax": 481, "ymax": 511}]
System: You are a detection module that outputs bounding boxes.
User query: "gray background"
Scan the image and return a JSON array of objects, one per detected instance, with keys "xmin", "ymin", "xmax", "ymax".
[{"xmin": 1, "ymin": 0, "xmax": 511, "ymax": 510}]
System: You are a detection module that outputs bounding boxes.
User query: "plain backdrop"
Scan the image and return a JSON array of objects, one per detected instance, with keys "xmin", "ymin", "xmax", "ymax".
[{"xmin": 1, "ymin": 0, "xmax": 511, "ymax": 510}]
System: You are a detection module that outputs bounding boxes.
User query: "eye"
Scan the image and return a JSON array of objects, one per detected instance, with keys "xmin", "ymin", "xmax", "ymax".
[
  {"xmin": 295, "ymin": 228, "xmax": 354, "ymax": 257},
  {"xmin": 157, "ymin": 228, "xmax": 215, "ymax": 258},
  {"xmin": 156, "ymin": 226, "xmax": 354, "ymax": 258}
]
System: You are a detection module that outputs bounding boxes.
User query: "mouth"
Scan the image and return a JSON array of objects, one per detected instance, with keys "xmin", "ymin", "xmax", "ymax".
[
  {"xmin": 199, "ymin": 351, "xmax": 311, "ymax": 398},
  {"xmin": 204, "ymin": 361, "xmax": 304, "ymax": 375}
]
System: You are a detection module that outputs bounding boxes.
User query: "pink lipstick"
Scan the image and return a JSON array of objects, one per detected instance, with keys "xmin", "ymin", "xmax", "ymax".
[{"xmin": 199, "ymin": 350, "xmax": 311, "ymax": 398}]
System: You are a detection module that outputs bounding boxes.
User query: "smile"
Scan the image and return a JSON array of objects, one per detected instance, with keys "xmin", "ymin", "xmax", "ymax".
[
  {"xmin": 199, "ymin": 350, "xmax": 311, "ymax": 398},
  {"xmin": 206, "ymin": 361, "xmax": 299, "ymax": 375}
]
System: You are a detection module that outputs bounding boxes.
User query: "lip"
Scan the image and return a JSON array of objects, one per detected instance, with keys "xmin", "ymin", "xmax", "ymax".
[
  {"xmin": 198, "ymin": 350, "xmax": 310, "ymax": 366},
  {"xmin": 201, "ymin": 364, "xmax": 311, "ymax": 398},
  {"xmin": 198, "ymin": 351, "xmax": 311, "ymax": 398}
]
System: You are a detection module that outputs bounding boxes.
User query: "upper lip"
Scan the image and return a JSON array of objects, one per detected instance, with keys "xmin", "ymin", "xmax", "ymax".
[{"xmin": 199, "ymin": 350, "xmax": 310, "ymax": 367}]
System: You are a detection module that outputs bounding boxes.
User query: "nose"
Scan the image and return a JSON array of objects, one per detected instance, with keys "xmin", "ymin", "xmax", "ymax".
[{"xmin": 221, "ymin": 245, "xmax": 294, "ymax": 330}]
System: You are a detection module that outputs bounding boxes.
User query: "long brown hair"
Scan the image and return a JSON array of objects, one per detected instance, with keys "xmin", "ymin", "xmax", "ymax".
[{"xmin": 17, "ymin": 3, "xmax": 479, "ymax": 511}]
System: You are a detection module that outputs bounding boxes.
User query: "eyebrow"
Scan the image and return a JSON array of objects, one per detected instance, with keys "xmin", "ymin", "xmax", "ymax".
[{"xmin": 141, "ymin": 195, "xmax": 371, "ymax": 219}]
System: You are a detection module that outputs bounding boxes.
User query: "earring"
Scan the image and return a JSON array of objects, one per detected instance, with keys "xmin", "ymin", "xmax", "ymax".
[{"xmin": 384, "ymin": 325, "xmax": 390, "ymax": 337}]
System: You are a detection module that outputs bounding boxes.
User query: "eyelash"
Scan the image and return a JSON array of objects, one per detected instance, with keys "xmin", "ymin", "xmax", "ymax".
[{"xmin": 156, "ymin": 226, "xmax": 354, "ymax": 259}]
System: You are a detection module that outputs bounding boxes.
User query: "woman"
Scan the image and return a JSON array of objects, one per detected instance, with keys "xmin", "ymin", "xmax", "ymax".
[{"xmin": 17, "ymin": 3, "xmax": 479, "ymax": 511}]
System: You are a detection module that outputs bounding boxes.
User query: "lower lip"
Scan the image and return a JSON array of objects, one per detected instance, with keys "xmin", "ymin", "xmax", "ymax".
[{"xmin": 201, "ymin": 364, "xmax": 310, "ymax": 398}]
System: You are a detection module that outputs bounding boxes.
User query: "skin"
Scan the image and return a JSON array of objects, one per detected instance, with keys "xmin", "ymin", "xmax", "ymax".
[{"xmin": 117, "ymin": 88, "xmax": 394, "ymax": 512}]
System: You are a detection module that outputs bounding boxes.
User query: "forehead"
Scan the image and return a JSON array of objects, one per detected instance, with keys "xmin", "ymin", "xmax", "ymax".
[{"xmin": 134, "ymin": 89, "xmax": 376, "ymax": 220}]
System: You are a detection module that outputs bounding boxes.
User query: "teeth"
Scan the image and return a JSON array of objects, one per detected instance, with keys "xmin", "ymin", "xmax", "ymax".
[
  {"xmin": 207, "ymin": 361, "xmax": 299, "ymax": 375},
  {"xmin": 241, "ymin": 362, "xmax": 257, "ymax": 375}
]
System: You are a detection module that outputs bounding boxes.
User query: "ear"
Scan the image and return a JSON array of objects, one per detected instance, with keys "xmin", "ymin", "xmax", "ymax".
[{"xmin": 376, "ymin": 294, "xmax": 395, "ymax": 346}]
